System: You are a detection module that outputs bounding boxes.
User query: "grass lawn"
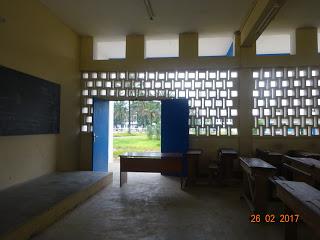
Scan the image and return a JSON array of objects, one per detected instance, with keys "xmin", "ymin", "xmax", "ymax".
[{"xmin": 113, "ymin": 133, "xmax": 160, "ymax": 160}]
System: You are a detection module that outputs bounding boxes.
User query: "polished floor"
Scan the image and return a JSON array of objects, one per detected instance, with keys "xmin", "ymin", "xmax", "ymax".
[{"xmin": 30, "ymin": 162, "xmax": 288, "ymax": 240}]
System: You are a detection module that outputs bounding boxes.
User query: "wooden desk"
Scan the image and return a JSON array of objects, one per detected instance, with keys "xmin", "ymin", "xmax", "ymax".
[
  {"xmin": 275, "ymin": 180, "xmax": 320, "ymax": 240},
  {"xmin": 240, "ymin": 157, "xmax": 277, "ymax": 213},
  {"xmin": 287, "ymin": 150, "xmax": 320, "ymax": 160},
  {"xmin": 119, "ymin": 152, "xmax": 184, "ymax": 188},
  {"xmin": 282, "ymin": 155, "xmax": 320, "ymax": 187},
  {"xmin": 219, "ymin": 148, "xmax": 238, "ymax": 179},
  {"xmin": 256, "ymin": 149, "xmax": 283, "ymax": 174},
  {"xmin": 186, "ymin": 150, "xmax": 202, "ymax": 184}
]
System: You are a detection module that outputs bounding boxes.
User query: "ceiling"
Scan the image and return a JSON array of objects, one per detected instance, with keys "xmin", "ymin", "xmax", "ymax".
[
  {"xmin": 41, "ymin": 0, "xmax": 254, "ymax": 40},
  {"xmin": 40, "ymin": 0, "xmax": 320, "ymax": 40},
  {"xmin": 265, "ymin": 0, "xmax": 320, "ymax": 34}
]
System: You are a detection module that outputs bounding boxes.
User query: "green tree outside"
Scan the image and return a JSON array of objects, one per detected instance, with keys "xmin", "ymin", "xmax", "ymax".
[{"xmin": 113, "ymin": 101, "xmax": 161, "ymax": 160}]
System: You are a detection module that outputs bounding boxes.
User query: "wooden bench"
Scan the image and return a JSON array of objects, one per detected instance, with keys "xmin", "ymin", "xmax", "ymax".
[
  {"xmin": 240, "ymin": 157, "xmax": 277, "ymax": 213},
  {"xmin": 282, "ymin": 155, "xmax": 320, "ymax": 188},
  {"xmin": 287, "ymin": 150, "xmax": 320, "ymax": 160},
  {"xmin": 275, "ymin": 180, "xmax": 320, "ymax": 240}
]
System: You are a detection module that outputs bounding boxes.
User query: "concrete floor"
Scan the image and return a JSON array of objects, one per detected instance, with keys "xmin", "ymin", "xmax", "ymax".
[{"xmin": 32, "ymin": 163, "xmax": 286, "ymax": 240}]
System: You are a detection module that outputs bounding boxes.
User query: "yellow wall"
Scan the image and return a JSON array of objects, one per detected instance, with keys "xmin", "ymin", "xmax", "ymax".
[
  {"xmin": 0, "ymin": 0, "xmax": 80, "ymax": 190},
  {"xmin": 80, "ymin": 28, "xmax": 320, "ymax": 174},
  {"xmin": 2, "ymin": 1, "xmax": 317, "ymax": 186}
]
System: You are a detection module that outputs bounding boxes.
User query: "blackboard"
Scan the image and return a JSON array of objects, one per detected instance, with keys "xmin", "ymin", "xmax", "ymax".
[{"xmin": 0, "ymin": 66, "xmax": 60, "ymax": 136}]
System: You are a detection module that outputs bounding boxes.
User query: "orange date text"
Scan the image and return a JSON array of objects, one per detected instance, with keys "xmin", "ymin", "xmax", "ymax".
[{"xmin": 250, "ymin": 214, "xmax": 299, "ymax": 223}]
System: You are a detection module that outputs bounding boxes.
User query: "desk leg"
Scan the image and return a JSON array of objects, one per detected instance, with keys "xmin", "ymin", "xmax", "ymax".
[
  {"xmin": 187, "ymin": 158, "xmax": 199, "ymax": 186},
  {"xmin": 120, "ymin": 171, "xmax": 127, "ymax": 187},
  {"xmin": 180, "ymin": 171, "xmax": 185, "ymax": 189},
  {"xmin": 180, "ymin": 171, "xmax": 188, "ymax": 190},
  {"xmin": 225, "ymin": 158, "xmax": 233, "ymax": 179},
  {"xmin": 254, "ymin": 175, "xmax": 269, "ymax": 213},
  {"xmin": 241, "ymin": 172, "xmax": 252, "ymax": 199},
  {"xmin": 242, "ymin": 172, "xmax": 255, "ymax": 212}
]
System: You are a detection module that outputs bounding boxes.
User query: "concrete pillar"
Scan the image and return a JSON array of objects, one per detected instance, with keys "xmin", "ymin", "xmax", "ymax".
[
  {"xmin": 239, "ymin": 42, "xmax": 256, "ymax": 67},
  {"xmin": 108, "ymin": 102, "xmax": 114, "ymax": 163},
  {"xmin": 235, "ymin": 31, "xmax": 253, "ymax": 155},
  {"xmin": 234, "ymin": 31, "xmax": 241, "ymax": 58},
  {"xmin": 126, "ymin": 34, "xmax": 145, "ymax": 60},
  {"xmin": 238, "ymin": 68, "xmax": 254, "ymax": 155},
  {"xmin": 179, "ymin": 32, "xmax": 198, "ymax": 59},
  {"xmin": 80, "ymin": 133, "xmax": 93, "ymax": 170},
  {"xmin": 296, "ymin": 27, "xmax": 318, "ymax": 57}
]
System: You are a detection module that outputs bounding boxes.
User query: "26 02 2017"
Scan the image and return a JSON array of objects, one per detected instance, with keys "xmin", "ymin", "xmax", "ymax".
[{"xmin": 250, "ymin": 214, "xmax": 300, "ymax": 223}]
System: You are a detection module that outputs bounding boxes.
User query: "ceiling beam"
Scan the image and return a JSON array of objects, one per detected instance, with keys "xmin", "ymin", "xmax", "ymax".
[{"xmin": 240, "ymin": 0, "xmax": 286, "ymax": 47}]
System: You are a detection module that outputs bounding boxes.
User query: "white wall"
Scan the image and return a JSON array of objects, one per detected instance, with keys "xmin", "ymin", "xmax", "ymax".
[
  {"xmin": 256, "ymin": 33, "xmax": 295, "ymax": 55},
  {"xmin": 145, "ymin": 36, "xmax": 179, "ymax": 58},
  {"xmin": 94, "ymin": 39, "xmax": 126, "ymax": 60}
]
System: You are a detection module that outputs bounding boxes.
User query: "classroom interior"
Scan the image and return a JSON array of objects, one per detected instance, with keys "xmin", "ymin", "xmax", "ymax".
[{"xmin": 0, "ymin": 0, "xmax": 320, "ymax": 239}]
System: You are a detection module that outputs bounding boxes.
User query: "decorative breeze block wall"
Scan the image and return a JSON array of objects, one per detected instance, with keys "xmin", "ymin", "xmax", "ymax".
[
  {"xmin": 252, "ymin": 67, "xmax": 320, "ymax": 137},
  {"xmin": 81, "ymin": 70, "xmax": 239, "ymax": 136}
]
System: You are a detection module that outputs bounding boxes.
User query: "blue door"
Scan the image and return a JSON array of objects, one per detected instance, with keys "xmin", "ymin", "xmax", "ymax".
[
  {"xmin": 93, "ymin": 98, "xmax": 109, "ymax": 172},
  {"xmin": 161, "ymin": 99, "xmax": 189, "ymax": 175}
]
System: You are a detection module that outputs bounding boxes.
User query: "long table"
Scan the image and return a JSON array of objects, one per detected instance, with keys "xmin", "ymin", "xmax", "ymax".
[
  {"xmin": 240, "ymin": 157, "xmax": 277, "ymax": 213},
  {"xmin": 119, "ymin": 152, "xmax": 184, "ymax": 188},
  {"xmin": 275, "ymin": 180, "xmax": 320, "ymax": 239}
]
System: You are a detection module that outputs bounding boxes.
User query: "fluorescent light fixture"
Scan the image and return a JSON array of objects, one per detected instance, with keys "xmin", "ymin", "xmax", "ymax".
[
  {"xmin": 255, "ymin": 1, "xmax": 283, "ymax": 38},
  {"xmin": 240, "ymin": 0, "xmax": 286, "ymax": 46},
  {"xmin": 144, "ymin": 0, "xmax": 155, "ymax": 20}
]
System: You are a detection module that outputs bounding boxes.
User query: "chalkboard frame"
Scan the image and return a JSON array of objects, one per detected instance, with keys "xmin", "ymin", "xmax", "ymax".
[{"xmin": 0, "ymin": 65, "xmax": 61, "ymax": 136}]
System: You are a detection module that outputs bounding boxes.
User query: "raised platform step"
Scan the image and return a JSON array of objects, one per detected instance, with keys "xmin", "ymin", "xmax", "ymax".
[{"xmin": 0, "ymin": 171, "xmax": 113, "ymax": 240}]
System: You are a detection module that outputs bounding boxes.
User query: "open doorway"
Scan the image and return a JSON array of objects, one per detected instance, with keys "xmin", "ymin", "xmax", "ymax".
[
  {"xmin": 109, "ymin": 100, "xmax": 161, "ymax": 172},
  {"xmin": 92, "ymin": 98, "xmax": 189, "ymax": 174}
]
